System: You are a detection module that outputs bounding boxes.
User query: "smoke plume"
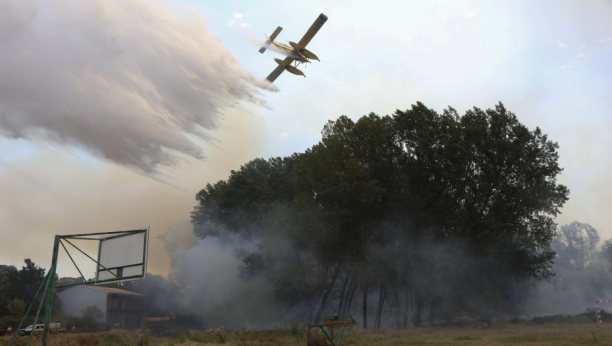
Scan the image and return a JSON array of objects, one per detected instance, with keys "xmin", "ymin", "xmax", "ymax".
[
  {"xmin": 169, "ymin": 233, "xmax": 305, "ymax": 328},
  {"xmin": 519, "ymin": 222, "xmax": 612, "ymax": 317},
  {"xmin": 0, "ymin": 0, "xmax": 276, "ymax": 173}
]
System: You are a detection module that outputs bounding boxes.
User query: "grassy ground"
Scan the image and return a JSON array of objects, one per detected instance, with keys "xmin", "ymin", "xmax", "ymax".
[{"xmin": 2, "ymin": 323, "xmax": 612, "ymax": 346}]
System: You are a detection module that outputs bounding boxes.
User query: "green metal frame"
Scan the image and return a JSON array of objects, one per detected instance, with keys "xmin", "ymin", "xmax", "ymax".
[
  {"xmin": 319, "ymin": 315, "xmax": 356, "ymax": 346},
  {"xmin": 8, "ymin": 228, "xmax": 149, "ymax": 346}
]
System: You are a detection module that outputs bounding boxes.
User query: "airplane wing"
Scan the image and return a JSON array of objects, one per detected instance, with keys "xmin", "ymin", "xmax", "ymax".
[
  {"xmin": 265, "ymin": 57, "xmax": 294, "ymax": 82},
  {"xmin": 297, "ymin": 13, "xmax": 328, "ymax": 48}
]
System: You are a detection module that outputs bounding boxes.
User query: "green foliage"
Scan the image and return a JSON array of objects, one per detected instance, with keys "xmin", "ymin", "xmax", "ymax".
[
  {"xmin": 138, "ymin": 331, "xmax": 150, "ymax": 346},
  {"xmin": 98, "ymin": 331, "xmax": 132, "ymax": 346},
  {"xmin": 189, "ymin": 330, "xmax": 208, "ymax": 342},
  {"xmin": 0, "ymin": 314, "xmax": 33, "ymax": 331},
  {"xmin": 188, "ymin": 328, "xmax": 228, "ymax": 343},
  {"xmin": 191, "ymin": 102, "xmax": 569, "ymax": 325},
  {"xmin": 0, "ymin": 259, "xmax": 46, "ymax": 316},
  {"xmin": 6, "ymin": 298, "xmax": 25, "ymax": 315},
  {"xmin": 192, "ymin": 155, "xmax": 300, "ymax": 239},
  {"xmin": 290, "ymin": 321, "xmax": 305, "ymax": 341},
  {"xmin": 80, "ymin": 305, "xmax": 104, "ymax": 330},
  {"xmin": 176, "ymin": 333, "xmax": 188, "ymax": 343},
  {"xmin": 553, "ymin": 221, "xmax": 600, "ymax": 271}
]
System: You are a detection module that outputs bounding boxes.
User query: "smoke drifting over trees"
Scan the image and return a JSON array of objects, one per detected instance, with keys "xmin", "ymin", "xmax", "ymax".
[
  {"xmin": 188, "ymin": 102, "xmax": 570, "ymax": 327},
  {"xmin": 6, "ymin": 103, "xmax": 612, "ymax": 329},
  {"xmin": 0, "ymin": 0, "xmax": 276, "ymax": 173},
  {"xmin": 521, "ymin": 222, "xmax": 612, "ymax": 317}
]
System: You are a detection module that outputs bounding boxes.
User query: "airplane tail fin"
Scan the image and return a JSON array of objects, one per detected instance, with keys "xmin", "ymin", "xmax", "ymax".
[{"xmin": 259, "ymin": 26, "xmax": 283, "ymax": 54}]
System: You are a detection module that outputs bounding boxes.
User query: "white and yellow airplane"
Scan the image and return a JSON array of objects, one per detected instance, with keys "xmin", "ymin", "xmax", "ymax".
[{"xmin": 259, "ymin": 13, "xmax": 328, "ymax": 82}]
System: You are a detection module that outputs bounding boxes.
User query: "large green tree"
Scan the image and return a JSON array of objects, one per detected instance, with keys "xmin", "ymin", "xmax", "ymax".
[
  {"xmin": 192, "ymin": 155, "xmax": 300, "ymax": 239},
  {"xmin": 191, "ymin": 102, "xmax": 569, "ymax": 327}
]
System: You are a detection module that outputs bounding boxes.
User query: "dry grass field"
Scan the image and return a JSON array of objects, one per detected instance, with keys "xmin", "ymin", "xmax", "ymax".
[{"xmin": 2, "ymin": 323, "xmax": 612, "ymax": 346}]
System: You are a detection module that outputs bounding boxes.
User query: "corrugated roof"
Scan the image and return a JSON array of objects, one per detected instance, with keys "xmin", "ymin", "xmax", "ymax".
[{"xmin": 83, "ymin": 285, "xmax": 144, "ymax": 296}]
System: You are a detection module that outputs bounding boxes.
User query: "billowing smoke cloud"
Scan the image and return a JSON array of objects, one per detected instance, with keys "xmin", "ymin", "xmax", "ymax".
[
  {"xmin": 171, "ymin": 234, "xmax": 305, "ymax": 328},
  {"xmin": 0, "ymin": 0, "xmax": 276, "ymax": 173}
]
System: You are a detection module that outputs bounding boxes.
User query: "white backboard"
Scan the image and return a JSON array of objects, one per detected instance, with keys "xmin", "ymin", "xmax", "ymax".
[{"xmin": 95, "ymin": 227, "xmax": 149, "ymax": 284}]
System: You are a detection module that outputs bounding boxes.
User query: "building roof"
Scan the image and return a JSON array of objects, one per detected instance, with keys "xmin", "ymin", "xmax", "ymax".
[{"xmin": 58, "ymin": 285, "xmax": 144, "ymax": 296}]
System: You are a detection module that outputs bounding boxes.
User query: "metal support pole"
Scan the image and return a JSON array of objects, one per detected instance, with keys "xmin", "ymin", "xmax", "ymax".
[
  {"xmin": 26, "ymin": 264, "xmax": 54, "ymax": 346},
  {"xmin": 60, "ymin": 239, "xmax": 86, "ymax": 281},
  {"xmin": 7, "ymin": 270, "xmax": 52, "ymax": 346},
  {"xmin": 42, "ymin": 235, "xmax": 60, "ymax": 346}
]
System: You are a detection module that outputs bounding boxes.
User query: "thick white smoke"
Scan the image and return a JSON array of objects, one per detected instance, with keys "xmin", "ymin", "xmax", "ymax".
[
  {"xmin": 171, "ymin": 234, "xmax": 306, "ymax": 329},
  {"xmin": 0, "ymin": 0, "xmax": 276, "ymax": 173}
]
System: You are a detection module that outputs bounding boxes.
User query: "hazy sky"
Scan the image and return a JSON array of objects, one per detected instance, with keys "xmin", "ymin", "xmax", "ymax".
[{"xmin": 0, "ymin": 0, "xmax": 611, "ymax": 278}]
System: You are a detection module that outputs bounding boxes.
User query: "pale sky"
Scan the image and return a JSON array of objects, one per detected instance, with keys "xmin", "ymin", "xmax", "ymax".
[{"xmin": 0, "ymin": 0, "xmax": 611, "ymax": 278}]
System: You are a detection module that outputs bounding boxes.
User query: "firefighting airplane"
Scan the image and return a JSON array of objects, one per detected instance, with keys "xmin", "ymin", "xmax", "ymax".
[{"xmin": 259, "ymin": 13, "xmax": 328, "ymax": 83}]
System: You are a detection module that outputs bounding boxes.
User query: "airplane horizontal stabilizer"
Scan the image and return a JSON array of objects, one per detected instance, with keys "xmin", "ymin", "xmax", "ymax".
[
  {"xmin": 259, "ymin": 26, "xmax": 283, "ymax": 54},
  {"xmin": 259, "ymin": 41, "xmax": 271, "ymax": 54}
]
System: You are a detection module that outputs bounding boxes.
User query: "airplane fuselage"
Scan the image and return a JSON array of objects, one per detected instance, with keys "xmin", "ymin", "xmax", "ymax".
[
  {"xmin": 276, "ymin": 41, "xmax": 308, "ymax": 62},
  {"xmin": 265, "ymin": 34, "xmax": 310, "ymax": 62}
]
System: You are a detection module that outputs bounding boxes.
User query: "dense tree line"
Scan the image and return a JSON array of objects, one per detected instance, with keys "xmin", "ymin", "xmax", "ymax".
[
  {"xmin": 521, "ymin": 221, "xmax": 612, "ymax": 316},
  {"xmin": 191, "ymin": 102, "xmax": 569, "ymax": 327},
  {"xmin": 0, "ymin": 259, "xmax": 61, "ymax": 317},
  {"xmin": 0, "ymin": 261, "xmax": 182, "ymax": 320}
]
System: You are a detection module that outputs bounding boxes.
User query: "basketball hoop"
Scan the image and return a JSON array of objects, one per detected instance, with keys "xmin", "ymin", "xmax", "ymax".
[{"xmin": 8, "ymin": 228, "xmax": 150, "ymax": 346}]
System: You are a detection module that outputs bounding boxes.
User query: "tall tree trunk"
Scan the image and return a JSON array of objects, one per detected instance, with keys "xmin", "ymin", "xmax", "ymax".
[
  {"xmin": 373, "ymin": 285, "xmax": 382, "ymax": 329},
  {"xmin": 315, "ymin": 261, "xmax": 344, "ymax": 322},
  {"xmin": 402, "ymin": 286, "xmax": 410, "ymax": 328},
  {"xmin": 345, "ymin": 284, "xmax": 357, "ymax": 316},
  {"xmin": 375, "ymin": 285, "xmax": 386, "ymax": 329},
  {"xmin": 414, "ymin": 294, "xmax": 424, "ymax": 327},
  {"xmin": 373, "ymin": 285, "xmax": 386, "ymax": 329},
  {"xmin": 308, "ymin": 301, "xmax": 315, "ymax": 324},
  {"xmin": 362, "ymin": 281, "xmax": 369, "ymax": 329},
  {"xmin": 337, "ymin": 274, "xmax": 351, "ymax": 315},
  {"xmin": 341, "ymin": 280, "xmax": 355, "ymax": 316},
  {"xmin": 427, "ymin": 298, "xmax": 438, "ymax": 326},
  {"xmin": 393, "ymin": 288, "xmax": 401, "ymax": 328}
]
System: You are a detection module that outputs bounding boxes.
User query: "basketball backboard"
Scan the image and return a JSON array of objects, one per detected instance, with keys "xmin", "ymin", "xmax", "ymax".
[{"xmin": 95, "ymin": 228, "xmax": 149, "ymax": 284}]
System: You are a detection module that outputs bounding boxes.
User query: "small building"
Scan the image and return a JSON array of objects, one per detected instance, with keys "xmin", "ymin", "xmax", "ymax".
[{"xmin": 57, "ymin": 285, "xmax": 146, "ymax": 329}]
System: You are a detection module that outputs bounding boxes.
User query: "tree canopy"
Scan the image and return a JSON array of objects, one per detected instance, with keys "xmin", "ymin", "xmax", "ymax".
[
  {"xmin": 191, "ymin": 102, "xmax": 569, "ymax": 327},
  {"xmin": 0, "ymin": 259, "xmax": 61, "ymax": 316}
]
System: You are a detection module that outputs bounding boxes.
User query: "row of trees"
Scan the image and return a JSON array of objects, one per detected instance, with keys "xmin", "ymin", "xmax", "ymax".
[
  {"xmin": 0, "ymin": 259, "xmax": 61, "ymax": 317},
  {"xmin": 521, "ymin": 221, "xmax": 612, "ymax": 316},
  {"xmin": 0, "ymin": 259, "xmax": 182, "ymax": 323},
  {"xmin": 191, "ymin": 102, "xmax": 569, "ymax": 327}
]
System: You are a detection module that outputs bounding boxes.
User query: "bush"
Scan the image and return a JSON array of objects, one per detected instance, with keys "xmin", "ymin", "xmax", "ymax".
[
  {"xmin": 99, "ymin": 331, "xmax": 132, "ymax": 346},
  {"xmin": 189, "ymin": 330, "xmax": 207, "ymax": 342},
  {"xmin": 176, "ymin": 333, "xmax": 188, "ymax": 343},
  {"xmin": 0, "ymin": 315, "xmax": 33, "ymax": 331},
  {"xmin": 6, "ymin": 298, "xmax": 25, "ymax": 316},
  {"xmin": 80, "ymin": 305, "xmax": 104, "ymax": 330},
  {"xmin": 187, "ymin": 328, "xmax": 228, "ymax": 343},
  {"xmin": 213, "ymin": 328, "xmax": 228, "ymax": 344},
  {"xmin": 138, "ymin": 331, "xmax": 150, "ymax": 346},
  {"xmin": 290, "ymin": 321, "xmax": 305, "ymax": 341}
]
